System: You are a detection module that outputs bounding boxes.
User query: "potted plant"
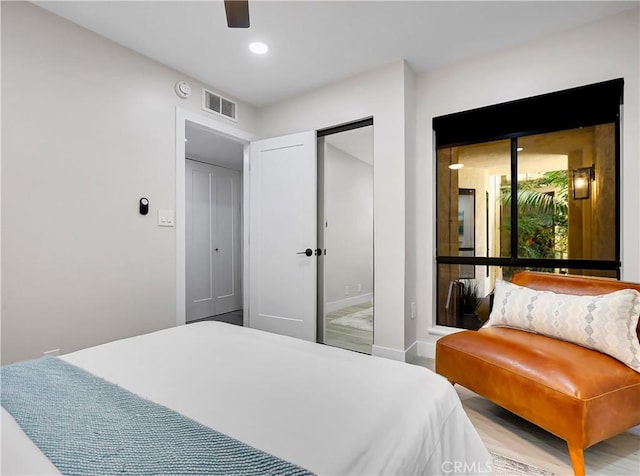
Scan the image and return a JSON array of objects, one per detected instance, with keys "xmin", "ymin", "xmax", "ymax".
[{"xmin": 459, "ymin": 279, "xmax": 482, "ymax": 330}]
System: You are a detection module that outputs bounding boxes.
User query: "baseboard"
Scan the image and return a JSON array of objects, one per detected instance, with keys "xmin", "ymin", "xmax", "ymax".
[
  {"xmin": 361, "ymin": 337, "xmax": 443, "ymax": 362},
  {"xmin": 372, "ymin": 341, "xmax": 419, "ymax": 363},
  {"xmin": 325, "ymin": 293, "xmax": 373, "ymax": 313},
  {"xmin": 371, "ymin": 344, "xmax": 406, "ymax": 362},
  {"xmin": 405, "ymin": 341, "xmax": 418, "ymax": 362}
]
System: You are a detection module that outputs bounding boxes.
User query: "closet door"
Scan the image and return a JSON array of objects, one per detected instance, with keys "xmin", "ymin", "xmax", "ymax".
[
  {"xmin": 212, "ymin": 166, "xmax": 242, "ymax": 314},
  {"xmin": 186, "ymin": 160, "xmax": 241, "ymax": 322}
]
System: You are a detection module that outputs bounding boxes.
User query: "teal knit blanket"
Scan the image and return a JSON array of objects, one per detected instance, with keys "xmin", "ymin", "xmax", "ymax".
[{"xmin": 1, "ymin": 357, "xmax": 313, "ymax": 475}]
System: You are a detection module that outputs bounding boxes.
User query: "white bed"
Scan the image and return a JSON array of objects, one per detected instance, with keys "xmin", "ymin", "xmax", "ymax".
[{"xmin": 2, "ymin": 322, "xmax": 491, "ymax": 475}]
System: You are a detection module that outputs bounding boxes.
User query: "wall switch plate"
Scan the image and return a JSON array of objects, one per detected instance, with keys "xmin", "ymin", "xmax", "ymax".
[
  {"xmin": 158, "ymin": 209, "xmax": 175, "ymax": 227},
  {"xmin": 410, "ymin": 302, "xmax": 416, "ymax": 319}
]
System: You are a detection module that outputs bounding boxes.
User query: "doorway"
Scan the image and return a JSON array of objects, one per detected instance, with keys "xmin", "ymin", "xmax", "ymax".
[
  {"xmin": 317, "ymin": 120, "xmax": 374, "ymax": 353},
  {"xmin": 181, "ymin": 118, "xmax": 248, "ymax": 325}
]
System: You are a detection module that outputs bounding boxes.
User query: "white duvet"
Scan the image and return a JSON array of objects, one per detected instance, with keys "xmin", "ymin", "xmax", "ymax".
[{"xmin": 1, "ymin": 322, "xmax": 491, "ymax": 475}]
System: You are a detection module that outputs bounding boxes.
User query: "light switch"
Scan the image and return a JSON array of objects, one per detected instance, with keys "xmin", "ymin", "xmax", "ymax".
[{"xmin": 158, "ymin": 209, "xmax": 175, "ymax": 227}]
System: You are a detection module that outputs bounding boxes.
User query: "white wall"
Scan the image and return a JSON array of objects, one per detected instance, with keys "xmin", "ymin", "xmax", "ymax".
[
  {"xmin": 259, "ymin": 61, "xmax": 410, "ymax": 358},
  {"xmin": 415, "ymin": 8, "xmax": 640, "ymax": 346},
  {"xmin": 323, "ymin": 143, "xmax": 373, "ymax": 309},
  {"xmin": 0, "ymin": 2, "xmax": 258, "ymax": 363},
  {"xmin": 403, "ymin": 62, "xmax": 418, "ymax": 355}
]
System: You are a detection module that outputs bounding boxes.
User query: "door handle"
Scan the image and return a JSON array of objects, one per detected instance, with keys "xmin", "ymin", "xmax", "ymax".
[{"xmin": 296, "ymin": 248, "xmax": 313, "ymax": 257}]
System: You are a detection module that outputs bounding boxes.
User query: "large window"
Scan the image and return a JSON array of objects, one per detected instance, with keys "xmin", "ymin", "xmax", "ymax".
[{"xmin": 433, "ymin": 80, "xmax": 622, "ymax": 329}]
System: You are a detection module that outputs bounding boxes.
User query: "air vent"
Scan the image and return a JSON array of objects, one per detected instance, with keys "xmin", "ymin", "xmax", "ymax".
[{"xmin": 202, "ymin": 88, "xmax": 237, "ymax": 121}]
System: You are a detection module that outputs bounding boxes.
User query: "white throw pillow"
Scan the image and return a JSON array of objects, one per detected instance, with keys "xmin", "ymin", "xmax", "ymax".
[{"xmin": 485, "ymin": 279, "xmax": 640, "ymax": 372}]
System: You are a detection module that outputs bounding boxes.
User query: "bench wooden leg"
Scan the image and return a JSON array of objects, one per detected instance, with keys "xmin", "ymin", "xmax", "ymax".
[{"xmin": 567, "ymin": 443, "xmax": 585, "ymax": 476}]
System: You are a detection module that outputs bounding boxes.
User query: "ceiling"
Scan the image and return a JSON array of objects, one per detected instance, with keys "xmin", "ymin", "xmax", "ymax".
[
  {"xmin": 33, "ymin": 1, "xmax": 637, "ymax": 108},
  {"xmin": 185, "ymin": 121, "xmax": 244, "ymax": 170}
]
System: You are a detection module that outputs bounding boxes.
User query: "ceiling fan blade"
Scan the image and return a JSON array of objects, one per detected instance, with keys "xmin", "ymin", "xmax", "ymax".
[{"xmin": 224, "ymin": 0, "xmax": 250, "ymax": 28}]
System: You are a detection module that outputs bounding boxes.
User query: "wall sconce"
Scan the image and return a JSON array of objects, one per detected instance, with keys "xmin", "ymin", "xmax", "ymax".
[{"xmin": 572, "ymin": 165, "xmax": 595, "ymax": 200}]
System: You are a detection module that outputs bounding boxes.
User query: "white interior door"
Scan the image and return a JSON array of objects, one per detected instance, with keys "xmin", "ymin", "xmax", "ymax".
[
  {"xmin": 186, "ymin": 160, "xmax": 241, "ymax": 322},
  {"xmin": 249, "ymin": 131, "xmax": 316, "ymax": 341},
  {"xmin": 212, "ymin": 165, "xmax": 242, "ymax": 314}
]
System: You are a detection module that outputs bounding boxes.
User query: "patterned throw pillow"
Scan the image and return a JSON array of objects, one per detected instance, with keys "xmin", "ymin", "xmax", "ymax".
[{"xmin": 485, "ymin": 279, "xmax": 640, "ymax": 372}]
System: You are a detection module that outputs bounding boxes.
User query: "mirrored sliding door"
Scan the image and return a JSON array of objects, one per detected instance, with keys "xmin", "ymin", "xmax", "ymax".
[{"xmin": 317, "ymin": 121, "xmax": 374, "ymax": 353}]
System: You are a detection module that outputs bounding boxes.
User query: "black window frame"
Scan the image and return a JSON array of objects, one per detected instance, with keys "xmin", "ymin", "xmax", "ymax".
[{"xmin": 433, "ymin": 79, "xmax": 623, "ymax": 278}]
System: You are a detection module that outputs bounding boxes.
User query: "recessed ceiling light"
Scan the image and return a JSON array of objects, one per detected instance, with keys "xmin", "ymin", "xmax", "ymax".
[
  {"xmin": 448, "ymin": 163, "xmax": 464, "ymax": 170},
  {"xmin": 249, "ymin": 42, "xmax": 269, "ymax": 55}
]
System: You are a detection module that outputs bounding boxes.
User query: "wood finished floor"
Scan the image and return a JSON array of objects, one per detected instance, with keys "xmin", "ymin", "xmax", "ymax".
[
  {"xmin": 324, "ymin": 303, "xmax": 373, "ymax": 354},
  {"xmin": 411, "ymin": 356, "xmax": 640, "ymax": 476}
]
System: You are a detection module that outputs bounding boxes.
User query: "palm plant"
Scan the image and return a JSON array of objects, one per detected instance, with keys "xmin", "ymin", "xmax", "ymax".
[
  {"xmin": 500, "ymin": 170, "xmax": 569, "ymax": 262},
  {"xmin": 514, "ymin": 170, "xmax": 568, "ymax": 216}
]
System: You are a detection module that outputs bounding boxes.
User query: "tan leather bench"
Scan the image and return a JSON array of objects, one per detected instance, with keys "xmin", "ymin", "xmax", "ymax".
[{"xmin": 436, "ymin": 271, "xmax": 640, "ymax": 476}]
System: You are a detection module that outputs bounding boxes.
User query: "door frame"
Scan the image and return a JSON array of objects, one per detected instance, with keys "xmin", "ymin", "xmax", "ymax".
[{"xmin": 175, "ymin": 107, "xmax": 257, "ymax": 327}]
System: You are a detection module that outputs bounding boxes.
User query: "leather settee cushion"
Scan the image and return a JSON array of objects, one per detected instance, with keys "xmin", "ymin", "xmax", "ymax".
[
  {"xmin": 485, "ymin": 279, "xmax": 640, "ymax": 372},
  {"xmin": 436, "ymin": 327, "xmax": 640, "ymax": 447}
]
